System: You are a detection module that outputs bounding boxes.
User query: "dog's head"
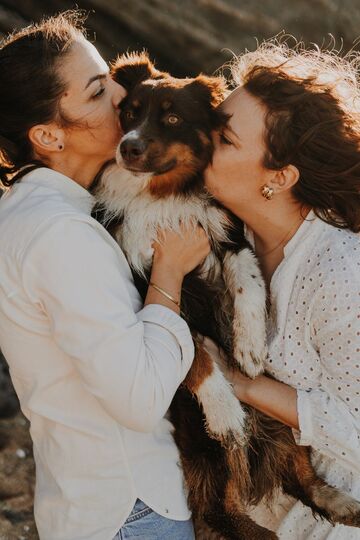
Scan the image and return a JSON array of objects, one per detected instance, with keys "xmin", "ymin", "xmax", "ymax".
[{"xmin": 111, "ymin": 52, "xmax": 228, "ymax": 197}]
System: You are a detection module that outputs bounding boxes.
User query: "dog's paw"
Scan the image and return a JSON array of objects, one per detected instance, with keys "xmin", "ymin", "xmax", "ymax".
[
  {"xmin": 312, "ymin": 484, "xmax": 360, "ymax": 527},
  {"xmin": 233, "ymin": 341, "xmax": 266, "ymax": 379},
  {"xmin": 232, "ymin": 307, "xmax": 267, "ymax": 378},
  {"xmin": 195, "ymin": 368, "xmax": 248, "ymax": 449},
  {"xmin": 205, "ymin": 408, "xmax": 248, "ymax": 448},
  {"xmin": 206, "ymin": 421, "xmax": 247, "ymax": 451}
]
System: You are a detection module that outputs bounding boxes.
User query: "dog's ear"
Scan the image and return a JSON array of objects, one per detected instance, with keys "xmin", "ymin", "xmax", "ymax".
[
  {"xmin": 111, "ymin": 51, "xmax": 167, "ymax": 91},
  {"xmin": 187, "ymin": 75, "xmax": 228, "ymax": 108}
]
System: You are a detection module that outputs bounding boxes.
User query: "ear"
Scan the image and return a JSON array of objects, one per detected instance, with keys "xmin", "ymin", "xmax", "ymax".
[
  {"xmin": 187, "ymin": 75, "xmax": 228, "ymax": 108},
  {"xmin": 111, "ymin": 51, "xmax": 168, "ymax": 91},
  {"xmin": 269, "ymin": 164, "xmax": 300, "ymax": 194},
  {"xmin": 28, "ymin": 124, "xmax": 64, "ymax": 155}
]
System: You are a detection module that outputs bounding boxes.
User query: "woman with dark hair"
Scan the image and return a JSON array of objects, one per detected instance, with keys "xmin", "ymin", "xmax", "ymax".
[
  {"xmin": 0, "ymin": 11, "xmax": 209, "ymax": 540},
  {"xmin": 205, "ymin": 41, "xmax": 360, "ymax": 538}
]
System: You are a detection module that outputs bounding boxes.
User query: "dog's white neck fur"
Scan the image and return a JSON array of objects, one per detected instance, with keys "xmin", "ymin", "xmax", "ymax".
[{"xmin": 96, "ymin": 163, "xmax": 231, "ymax": 276}]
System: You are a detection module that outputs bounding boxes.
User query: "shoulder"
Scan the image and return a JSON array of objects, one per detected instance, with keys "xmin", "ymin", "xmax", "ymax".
[
  {"xmin": 0, "ymin": 186, "xmax": 116, "ymax": 270},
  {"xmin": 305, "ymin": 220, "xmax": 360, "ymax": 283},
  {"xmin": 303, "ymin": 224, "xmax": 360, "ymax": 323}
]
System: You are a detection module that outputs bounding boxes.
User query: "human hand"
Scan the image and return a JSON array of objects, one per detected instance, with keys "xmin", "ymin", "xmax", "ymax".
[{"xmin": 152, "ymin": 224, "xmax": 211, "ymax": 279}]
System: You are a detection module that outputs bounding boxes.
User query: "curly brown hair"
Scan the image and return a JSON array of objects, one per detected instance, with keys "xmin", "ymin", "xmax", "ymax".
[
  {"xmin": 230, "ymin": 40, "xmax": 360, "ymax": 232},
  {"xmin": 0, "ymin": 10, "xmax": 86, "ymax": 188}
]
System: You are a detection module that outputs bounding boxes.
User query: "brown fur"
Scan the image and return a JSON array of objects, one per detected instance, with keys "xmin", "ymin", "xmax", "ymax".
[
  {"xmin": 149, "ymin": 143, "xmax": 202, "ymax": 197},
  {"xmin": 184, "ymin": 343, "xmax": 214, "ymax": 394}
]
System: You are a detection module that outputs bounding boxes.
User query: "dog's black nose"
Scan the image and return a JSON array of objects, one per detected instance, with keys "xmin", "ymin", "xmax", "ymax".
[{"xmin": 120, "ymin": 138, "xmax": 147, "ymax": 162}]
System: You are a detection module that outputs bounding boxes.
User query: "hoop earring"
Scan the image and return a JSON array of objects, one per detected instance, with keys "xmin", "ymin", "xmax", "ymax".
[{"xmin": 261, "ymin": 184, "xmax": 274, "ymax": 200}]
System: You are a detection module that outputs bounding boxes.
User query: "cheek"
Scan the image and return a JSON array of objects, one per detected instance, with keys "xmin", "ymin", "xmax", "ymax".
[
  {"xmin": 210, "ymin": 148, "xmax": 241, "ymax": 188},
  {"xmin": 206, "ymin": 148, "xmax": 228, "ymax": 184},
  {"xmin": 204, "ymin": 150, "xmax": 231, "ymax": 199},
  {"xmin": 89, "ymin": 107, "xmax": 120, "ymax": 142}
]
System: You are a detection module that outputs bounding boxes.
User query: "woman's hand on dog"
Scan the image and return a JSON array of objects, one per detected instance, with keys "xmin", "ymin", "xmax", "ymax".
[
  {"xmin": 145, "ymin": 225, "xmax": 210, "ymax": 315},
  {"xmin": 152, "ymin": 224, "xmax": 211, "ymax": 279}
]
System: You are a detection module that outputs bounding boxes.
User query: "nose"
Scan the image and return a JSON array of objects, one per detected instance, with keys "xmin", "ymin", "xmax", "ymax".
[
  {"xmin": 112, "ymin": 81, "xmax": 127, "ymax": 109},
  {"xmin": 120, "ymin": 138, "xmax": 147, "ymax": 162}
]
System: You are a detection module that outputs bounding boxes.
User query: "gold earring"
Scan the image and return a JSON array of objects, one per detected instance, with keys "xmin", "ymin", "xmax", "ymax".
[{"xmin": 261, "ymin": 184, "xmax": 274, "ymax": 200}]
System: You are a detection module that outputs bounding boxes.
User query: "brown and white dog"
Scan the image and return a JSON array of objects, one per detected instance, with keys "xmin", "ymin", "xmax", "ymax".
[{"xmin": 93, "ymin": 52, "xmax": 360, "ymax": 539}]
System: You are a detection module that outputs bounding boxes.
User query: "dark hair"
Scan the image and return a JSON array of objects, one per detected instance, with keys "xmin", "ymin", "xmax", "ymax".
[
  {"xmin": 231, "ymin": 40, "xmax": 360, "ymax": 233},
  {"xmin": 0, "ymin": 10, "xmax": 86, "ymax": 188}
]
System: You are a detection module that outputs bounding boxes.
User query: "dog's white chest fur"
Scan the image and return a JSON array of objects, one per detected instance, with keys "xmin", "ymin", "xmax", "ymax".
[{"xmin": 96, "ymin": 165, "xmax": 231, "ymax": 276}]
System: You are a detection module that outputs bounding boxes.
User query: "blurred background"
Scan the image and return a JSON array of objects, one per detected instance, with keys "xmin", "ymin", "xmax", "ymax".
[
  {"xmin": 0, "ymin": 1, "xmax": 359, "ymax": 537},
  {"xmin": 0, "ymin": 0, "xmax": 360, "ymax": 77}
]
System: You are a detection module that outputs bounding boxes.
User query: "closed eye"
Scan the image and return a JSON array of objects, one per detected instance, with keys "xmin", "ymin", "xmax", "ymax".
[
  {"xmin": 92, "ymin": 85, "xmax": 105, "ymax": 99},
  {"xmin": 219, "ymin": 131, "xmax": 232, "ymax": 145}
]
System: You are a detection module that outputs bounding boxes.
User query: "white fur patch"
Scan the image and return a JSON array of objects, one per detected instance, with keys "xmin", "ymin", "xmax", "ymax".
[
  {"xmin": 195, "ymin": 361, "xmax": 247, "ymax": 449},
  {"xmin": 312, "ymin": 485, "xmax": 360, "ymax": 523},
  {"xmin": 223, "ymin": 249, "xmax": 267, "ymax": 378},
  {"xmin": 96, "ymin": 164, "xmax": 231, "ymax": 276}
]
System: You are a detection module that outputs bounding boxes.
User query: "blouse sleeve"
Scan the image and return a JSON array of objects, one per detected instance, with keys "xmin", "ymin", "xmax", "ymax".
[
  {"xmin": 21, "ymin": 216, "xmax": 194, "ymax": 433},
  {"xmin": 294, "ymin": 251, "xmax": 360, "ymax": 474}
]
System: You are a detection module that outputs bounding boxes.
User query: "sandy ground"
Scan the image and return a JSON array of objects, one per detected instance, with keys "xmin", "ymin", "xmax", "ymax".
[{"xmin": 0, "ymin": 413, "xmax": 38, "ymax": 540}]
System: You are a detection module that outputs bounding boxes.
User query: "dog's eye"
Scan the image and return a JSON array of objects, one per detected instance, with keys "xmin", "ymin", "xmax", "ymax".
[
  {"xmin": 125, "ymin": 110, "xmax": 135, "ymax": 121},
  {"xmin": 167, "ymin": 114, "xmax": 180, "ymax": 125}
]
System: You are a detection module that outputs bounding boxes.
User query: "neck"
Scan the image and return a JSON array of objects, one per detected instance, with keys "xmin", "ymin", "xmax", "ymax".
[
  {"xmin": 233, "ymin": 198, "xmax": 310, "ymax": 254},
  {"xmin": 253, "ymin": 209, "xmax": 308, "ymax": 257},
  {"xmin": 226, "ymin": 196, "xmax": 311, "ymax": 287},
  {"xmin": 50, "ymin": 155, "xmax": 107, "ymax": 190}
]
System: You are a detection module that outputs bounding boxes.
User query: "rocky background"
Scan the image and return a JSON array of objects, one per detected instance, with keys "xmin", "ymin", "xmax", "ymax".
[
  {"xmin": 0, "ymin": 0, "xmax": 359, "ymax": 538},
  {"xmin": 0, "ymin": 1, "xmax": 360, "ymax": 75}
]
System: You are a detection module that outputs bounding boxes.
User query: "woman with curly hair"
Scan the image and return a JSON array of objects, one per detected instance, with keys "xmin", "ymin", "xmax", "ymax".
[{"xmin": 205, "ymin": 41, "xmax": 360, "ymax": 538}]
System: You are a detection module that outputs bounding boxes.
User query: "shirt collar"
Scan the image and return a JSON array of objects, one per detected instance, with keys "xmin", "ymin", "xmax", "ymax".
[
  {"xmin": 244, "ymin": 209, "xmax": 319, "ymax": 258},
  {"xmin": 20, "ymin": 167, "xmax": 95, "ymax": 215}
]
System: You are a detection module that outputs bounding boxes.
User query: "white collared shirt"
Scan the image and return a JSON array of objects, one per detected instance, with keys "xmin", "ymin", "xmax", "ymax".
[
  {"xmin": 247, "ymin": 213, "xmax": 360, "ymax": 539},
  {"xmin": 0, "ymin": 168, "xmax": 194, "ymax": 540}
]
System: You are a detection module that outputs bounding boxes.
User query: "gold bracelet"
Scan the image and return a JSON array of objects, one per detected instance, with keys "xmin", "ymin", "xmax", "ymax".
[{"xmin": 149, "ymin": 282, "xmax": 181, "ymax": 307}]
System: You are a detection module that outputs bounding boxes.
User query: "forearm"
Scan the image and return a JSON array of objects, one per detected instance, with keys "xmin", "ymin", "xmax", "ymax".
[{"xmin": 232, "ymin": 372, "xmax": 299, "ymax": 429}]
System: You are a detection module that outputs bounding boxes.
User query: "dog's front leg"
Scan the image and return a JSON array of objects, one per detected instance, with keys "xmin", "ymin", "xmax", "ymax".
[
  {"xmin": 184, "ymin": 339, "xmax": 248, "ymax": 448},
  {"xmin": 223, "ymin": 248, "xmax": 267, "ymax": 378}
]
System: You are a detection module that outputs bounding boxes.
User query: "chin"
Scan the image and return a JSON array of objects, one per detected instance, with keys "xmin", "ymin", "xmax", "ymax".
[
  {"xmin": 204, "ymin": 176, "xmax": 221, "ymax": 201},
  {"xmin": 203, "ymin": 170, "xmax": 215, "ymax": 193}
]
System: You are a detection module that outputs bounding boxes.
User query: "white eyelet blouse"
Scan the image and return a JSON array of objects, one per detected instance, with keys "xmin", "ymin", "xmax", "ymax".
[{"xmin": 247, "ymin": 211, "xmax": 360, "ymax": 539}]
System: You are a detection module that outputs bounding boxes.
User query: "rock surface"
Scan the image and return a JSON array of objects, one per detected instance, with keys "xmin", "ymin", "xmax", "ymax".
[
  {"xmin": 0, "ymin": 0, "xmax": 359, "ymax": 76},
  {"xmin": 0, "ymin": 413, "xmax": 37, "ymax": 540}
]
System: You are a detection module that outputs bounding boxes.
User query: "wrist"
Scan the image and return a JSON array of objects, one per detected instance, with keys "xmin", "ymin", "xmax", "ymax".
[
  {"xmin": 151, "ymin": 256, "xmax": 184, "ymax": 285},
  {"xmin": 231, "ymin": 372, "xmax": 265, "ymax": 405},
  {"xmin": 232, "ymin": 374, "xmax": 253, "ymax": 404},
  {"xmin": 149, "ymin": 281, "xmax": 181, "ymax": 308}
]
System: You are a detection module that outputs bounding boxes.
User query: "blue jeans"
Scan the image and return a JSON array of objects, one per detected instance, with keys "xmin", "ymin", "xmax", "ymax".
[{"xmin": 112, "ymin": 499, "xmax": 195, "ymax": 539}]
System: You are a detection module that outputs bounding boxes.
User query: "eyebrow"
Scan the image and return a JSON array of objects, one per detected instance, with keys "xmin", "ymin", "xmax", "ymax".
[{"xmin": 84, "ymin": 73, "xmax": 107, "ymax": 90}]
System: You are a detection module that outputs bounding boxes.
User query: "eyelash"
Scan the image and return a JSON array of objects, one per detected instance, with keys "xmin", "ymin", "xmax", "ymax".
[
  {"xmin": 92, "ymin": 86, "xmax": 105, "ymax": 99},
  {"xmin": 219, "ymin": 132, "xmax": 232, "ymax": 145}
]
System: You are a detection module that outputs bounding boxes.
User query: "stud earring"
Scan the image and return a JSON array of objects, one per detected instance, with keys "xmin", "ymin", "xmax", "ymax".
[
  {"xmin": 261, "ymin": 184, "xmax": 274, "ymax": 200},
  {"xmin": 58, "ymin": 144, "xmax": 63, "ymax": 150}
]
